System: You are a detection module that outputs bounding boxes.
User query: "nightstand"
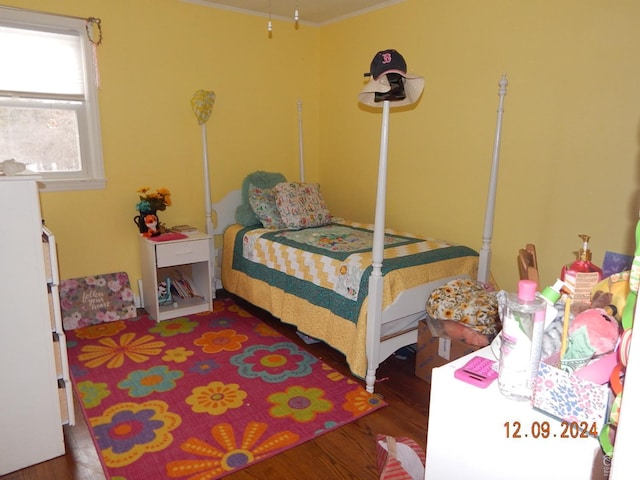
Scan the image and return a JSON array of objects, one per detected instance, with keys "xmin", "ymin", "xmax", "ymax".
[{"xmin": 139, "ymin": 232, "xmax": 213, "ymax": 321}]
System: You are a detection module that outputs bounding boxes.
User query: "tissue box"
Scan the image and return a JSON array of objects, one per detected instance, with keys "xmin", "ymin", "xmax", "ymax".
[{"xmin": 532, "ymin": 357, "xmax": 610, "ymax": 432}]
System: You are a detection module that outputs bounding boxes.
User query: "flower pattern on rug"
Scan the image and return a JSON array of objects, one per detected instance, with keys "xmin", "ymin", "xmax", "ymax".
[
  {"xmin": 194, "ymin": 329, "xmax": 248, "ymax": 354},
  {"xmin": 267, "ymin": 385, "xmax": 333, "ymax": 422},
  {"xmin": 77, "ymin": 380, "xmax": 110, "ymax": 408},
  {"xmin": 165, "ymin": 421, "xmax": 300, "ymax": 478},
  {"xmin": 75, "ymin": 320, "xmax": 127, "ymax": 340},
  {"xmin": 78, "ymin": 333, "xmax": 166, "ymax": 369},
  {"xmin": 186, "ymin": 381, "xmax": 247, "ymax": 415},
  {"xmin": 230, "ymin": 342, "xmax": 316, "ymax": 382},
  {"xmin": 149, "ymin": 317, "xmax": 199, "ymax": 337},
  {"xmin": 66, "ymin": 297, "xmax": 386, "ymax": 479},
  {"xmin": 118, "ymin": 365, "xmax": 184, "ymax": 398},
  {"xmin": 90, "ymin": 400, "xmax": 181, "ymax": 468}
]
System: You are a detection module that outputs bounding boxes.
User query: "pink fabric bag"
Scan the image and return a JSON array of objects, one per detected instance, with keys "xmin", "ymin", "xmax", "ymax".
[{"xmin": 376, "ymin": 434, "xmax": 425, "ymax": 480}]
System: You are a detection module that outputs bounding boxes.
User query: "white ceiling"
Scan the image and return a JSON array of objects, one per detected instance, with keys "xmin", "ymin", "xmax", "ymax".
[{"xmin": 181, "ymin": 0, "xmax": 406, "ymax": 25}]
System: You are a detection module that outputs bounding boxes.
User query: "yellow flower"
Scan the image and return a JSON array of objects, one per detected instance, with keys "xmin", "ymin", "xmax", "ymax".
[
  {"xmin": 186, "ymin": 381, "xmax": 247, "ymax": 415},
  {"xmin": 162, "ymin": 347, "xmax": 194, "ymax": 363},
  {"xmin": 136, "ymin": 186, "xmax": 172, "ymax": 212}
]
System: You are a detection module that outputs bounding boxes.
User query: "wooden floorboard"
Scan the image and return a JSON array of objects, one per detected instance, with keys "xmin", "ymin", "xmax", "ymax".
[{"xmin": 2, "ymin": 292, "xmax": 431, "ymax": 480}]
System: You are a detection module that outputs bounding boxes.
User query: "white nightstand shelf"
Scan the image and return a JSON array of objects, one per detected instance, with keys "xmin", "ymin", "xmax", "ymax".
[{"xmin": 139, "ymin": 232, "xmax": 213, "ymax": 321}]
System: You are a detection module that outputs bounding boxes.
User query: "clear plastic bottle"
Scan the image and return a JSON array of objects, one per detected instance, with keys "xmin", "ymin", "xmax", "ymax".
[{"xmin": 498, "ymin": 280, "xmax": 546, "ymax": 401}]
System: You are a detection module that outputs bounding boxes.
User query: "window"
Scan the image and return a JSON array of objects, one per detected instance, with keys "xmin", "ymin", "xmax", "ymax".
[{"xmin": 0, "ymin": 6, "xmax": 105, "ymax": 191}]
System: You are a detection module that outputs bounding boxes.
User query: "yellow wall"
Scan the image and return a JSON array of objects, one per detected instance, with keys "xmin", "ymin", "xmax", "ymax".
[
  {"xmin": 3, "ymin": 0, "xmax": 320, "ymax": 291},
  {"xmin": 5, "ymin": 0, "xmax": 640, "ymax": 294},
  {"xmin": 319, "ymin": 0, "xmax": 640, "ymax": 290}
]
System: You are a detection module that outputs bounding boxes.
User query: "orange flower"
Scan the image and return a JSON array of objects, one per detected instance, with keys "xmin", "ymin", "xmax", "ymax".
[
  {"xmin": 343, "ymin": 389, "xmax": 383, "ymax": 416},
  {"xmin": 75, "ymin": 320, "xmax": 127, "ymax": 339},
  {"xmin": 78, "ymin": 333, "xmax": 165, "ymax": 369},
  {"xmin": 194, "ymin": 329, "xmax": 248, "ymax": 354},
  {"xmin": 166, "ymin": 422, "xmax": 299, "ymax": 477}
]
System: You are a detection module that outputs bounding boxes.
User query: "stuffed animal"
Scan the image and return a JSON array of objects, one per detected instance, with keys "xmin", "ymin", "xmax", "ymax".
[
  {"xmin": 569, "ymin": 307, "xmax": 621, "ymax": 356},
  {"xmin": 142, "ymin": 213, "xmax": 159, "ymax": 237}
]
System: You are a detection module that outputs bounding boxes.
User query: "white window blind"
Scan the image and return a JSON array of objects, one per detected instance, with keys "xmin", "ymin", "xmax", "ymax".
[{"xmin": 0, "ymin": 26, "xmax": 84, "ymax": 96}]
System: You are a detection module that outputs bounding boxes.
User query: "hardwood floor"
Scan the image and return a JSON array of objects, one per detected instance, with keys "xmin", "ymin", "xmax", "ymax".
[{"xmin": 2, "ymin": 293, "xmax": 431, "ymax": 480}]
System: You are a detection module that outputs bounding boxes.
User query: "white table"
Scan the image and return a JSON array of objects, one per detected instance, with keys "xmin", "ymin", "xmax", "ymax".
[{"xmin": 425, "ymin": 346, "xmax": 604, "ymax": 480}]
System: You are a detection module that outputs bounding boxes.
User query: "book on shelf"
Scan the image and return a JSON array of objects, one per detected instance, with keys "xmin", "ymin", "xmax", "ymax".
[
  {"xmin": 168, "ymin": 269, "xmax": 202, "ymax": 299},
  {"xmin": 169, "ymin": 224, "xmax": 198, "ymax": 233}
]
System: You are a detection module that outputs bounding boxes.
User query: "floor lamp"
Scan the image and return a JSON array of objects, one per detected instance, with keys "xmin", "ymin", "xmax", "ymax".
[{"xmin": 191, "ymin": 90, "xmax": 217, "ymax": 298}]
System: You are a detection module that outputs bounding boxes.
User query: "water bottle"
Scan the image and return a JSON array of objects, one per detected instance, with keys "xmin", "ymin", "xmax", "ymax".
[{"xmin": 498, "ymin": 280, "xmax": 546, "ymax": 401}]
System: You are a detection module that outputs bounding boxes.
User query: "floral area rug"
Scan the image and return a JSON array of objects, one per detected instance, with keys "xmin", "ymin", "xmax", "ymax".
[{"xmin": 66, "ymin": 297, "xmax": 386, "ymax": 479}]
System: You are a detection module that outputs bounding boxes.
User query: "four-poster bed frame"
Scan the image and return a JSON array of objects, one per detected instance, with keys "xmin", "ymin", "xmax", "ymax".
[{"xmin": 214, "ymin": 75, "xmax": 508, "ymax": 393}]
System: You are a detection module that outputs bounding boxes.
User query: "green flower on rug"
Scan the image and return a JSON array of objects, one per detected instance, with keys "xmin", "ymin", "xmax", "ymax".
[
  {"xmin": 118, "ymin": 365, "xmax": 184, "ymax": 398},
  {"xmin": 78, "ymin": 333, "xmax": 166, "ymax": 369},
  {"xmin": 194, "ymin": 329, "xmax": 249, "ymax": 354},
  {"xmin": 165, "ymin": 421, "xmax": 300, "ymax": 477},
  {"xmin": 77, "ymin": 380, "xmax": 110, "ymax": 408},
  {"xmin": 185, "ymin": 381, "xmax": 247, "ymax": 415},
  {"xmin": 267, "ymin": 385, "xmax": 333, "ymax": 423},
  {"xmin": 148, "ymin": 317, "xmax": 198, "ymax": 337},
  {"xmin": 162, "ymin": 346, "xmax": 194, "ymax": 363},
  {"xmin": 230, "ymin": 342, "xmax": 317, "ymax": 383},
  {"xmin": 91, "ymin": 400, "xmax": 181, "ymax": 468}
]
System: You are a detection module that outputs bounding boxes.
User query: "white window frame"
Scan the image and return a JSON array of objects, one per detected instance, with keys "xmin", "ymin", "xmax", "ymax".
[{"xmin": 0, "ymin": 6, "xmax": 105, "ymax": 191}]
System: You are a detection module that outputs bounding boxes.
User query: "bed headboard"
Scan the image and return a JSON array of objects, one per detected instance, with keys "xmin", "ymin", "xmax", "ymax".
[{"xmin": 212, "ymin": 189, "xmax": 241, "ymax": 236}]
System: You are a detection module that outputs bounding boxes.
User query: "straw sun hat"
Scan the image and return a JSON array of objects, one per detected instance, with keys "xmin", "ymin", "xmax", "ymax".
[{"xmin": 358, "ymin": 49, "xmax": 424, "ymax": 108}]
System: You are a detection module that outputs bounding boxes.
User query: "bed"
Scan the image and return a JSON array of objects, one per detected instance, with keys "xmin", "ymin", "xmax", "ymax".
[{"xmin": 213, "ymin": 75, "xmax": 508, "ymax": 393}]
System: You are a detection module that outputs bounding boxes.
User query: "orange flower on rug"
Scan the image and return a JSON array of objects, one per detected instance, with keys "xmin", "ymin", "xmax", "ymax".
[{"xmin": 66, "ymin": 297, "xmax": 386, "ymax": 479}]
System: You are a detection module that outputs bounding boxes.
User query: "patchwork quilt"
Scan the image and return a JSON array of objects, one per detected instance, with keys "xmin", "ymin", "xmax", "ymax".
[{"xmin": 232, "ymin": 220, "xmax": 478, "ymax": 324}]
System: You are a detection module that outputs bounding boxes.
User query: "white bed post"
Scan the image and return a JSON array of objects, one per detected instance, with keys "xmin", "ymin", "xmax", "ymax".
[
  {"xmin": 191, "ymin": 90, "xmax": 217, "ymax": 298},
  {"xmin": 477, "ymin": 74, "xmax": 508, "ymax": 284},
  {"xmin": 297, "ymin": 99, "xmax": 305, "ymax": 182},
  {"xmin": 365, "ymin": 100, "xmax": 390, "ymax": 393},
  {"xmin": 201, "ymin": 122, "xmax": 216, "ymax": 297}
]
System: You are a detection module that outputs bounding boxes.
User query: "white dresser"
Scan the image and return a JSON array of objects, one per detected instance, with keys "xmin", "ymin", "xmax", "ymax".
[
  {"xmin": 424, "ymin": 346, "xmax": 602, "ymax": 479},
  {"xmin": 0, "ymin": 176, "xmax": 74, "ymax": 475}
]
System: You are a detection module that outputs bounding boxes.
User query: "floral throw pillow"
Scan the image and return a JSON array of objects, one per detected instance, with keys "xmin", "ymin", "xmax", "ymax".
[
  {"xmin": 274, "ymin": 182, "xmax": 332, "ymax": 229},
  {"xmin": 248, "ymin": 183, "xmax": 286, "ymax": 229}
]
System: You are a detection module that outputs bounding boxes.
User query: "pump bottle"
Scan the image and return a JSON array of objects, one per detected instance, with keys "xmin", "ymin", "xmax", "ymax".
[{"xmin": 560, "ymin": 234, "xmax": 602, "ymax": 306}]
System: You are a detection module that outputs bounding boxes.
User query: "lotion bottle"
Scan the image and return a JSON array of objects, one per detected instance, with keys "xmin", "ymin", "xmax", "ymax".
[{"xmin": 560, "ymin": 234, "xmax": 602, "ymax": 306}]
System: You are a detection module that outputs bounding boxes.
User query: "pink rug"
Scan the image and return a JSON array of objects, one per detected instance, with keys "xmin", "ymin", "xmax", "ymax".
[{"xmin": 66, "ymin": 296, "xmax": 385, "ymax": 479}]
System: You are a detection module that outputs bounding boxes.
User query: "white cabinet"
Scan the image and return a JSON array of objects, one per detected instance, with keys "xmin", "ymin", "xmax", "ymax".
[
  {"xmin": 0, "ymin": 176, "xmax": 73, "ymax": 475},
  {"xmin": 139, "ymin": 233, "xmax": 213, "ymax": 321},
  {"xmin": 424, "ymin": 346, "xmax": 601, "ymax": 480}
]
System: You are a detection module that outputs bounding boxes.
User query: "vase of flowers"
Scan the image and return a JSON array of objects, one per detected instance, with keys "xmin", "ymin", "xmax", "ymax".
[{"xmin": 133, "ymin": 186, "xmax": 171, "ymax": 236}]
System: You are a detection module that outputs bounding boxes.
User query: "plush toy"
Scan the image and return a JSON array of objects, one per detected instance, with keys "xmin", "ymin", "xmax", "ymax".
[
  {"xmin": 142, "ymin": 213, "xmax": 159, "ymax": 237},
  {"xmin": 569, "ymin": 307, "xmax": 621, "ymax": 356}
]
